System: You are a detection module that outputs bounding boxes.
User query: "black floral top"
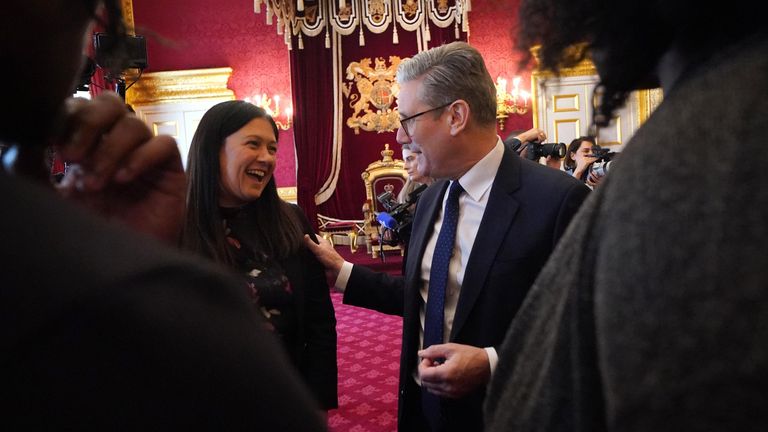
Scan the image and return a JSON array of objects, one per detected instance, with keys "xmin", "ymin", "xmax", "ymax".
[
  {"xmin": 221, "ymin": 206, "xmax": 297, "ymax": 345},
  {"xmin": 219, "ymin": 203, "xmax": 338, "ymax": 410}
]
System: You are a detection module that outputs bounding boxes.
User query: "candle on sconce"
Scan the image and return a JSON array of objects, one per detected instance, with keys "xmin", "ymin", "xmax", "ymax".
[
  {"xmin": 494, "ymin": 74, "xmax": 530, "ymax": 130},
  {"xmin": 495, "ymin": 77, "xmax": 507, "ymax": 99},
  {"xmin": 246, "ymin": 92, "xmax": 293, "ymax": 130}
]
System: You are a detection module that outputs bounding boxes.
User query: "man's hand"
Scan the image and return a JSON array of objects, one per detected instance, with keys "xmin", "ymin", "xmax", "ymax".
[
  {"xmin": 417, "ymin": 343, "xmax": 491, "ymax": 399},
  {"xmin": 56, "ymin": 93, "xmax": 186, "ymax": 244},
  {"xmin": 303, "ymin": 234, "xmax": 345, "ymax": 280},
  {"xmin": 515, "ymin": 127, "xmax": 547, "ymax": 144}
]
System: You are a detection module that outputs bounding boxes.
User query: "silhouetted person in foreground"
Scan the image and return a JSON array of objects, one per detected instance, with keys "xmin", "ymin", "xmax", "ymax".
[
  {"xmin": 485, "ymin": 1, "xmax": 768, "ymax": 431},
  {"xmin": 0, "ymin": 1, "xmax": 326, "ymax": 430}
]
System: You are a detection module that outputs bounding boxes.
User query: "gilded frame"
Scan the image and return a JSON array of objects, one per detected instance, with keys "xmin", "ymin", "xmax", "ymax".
[{"xmin": 530, "ymin": 57, "xmax": 663, "ymax": 131}]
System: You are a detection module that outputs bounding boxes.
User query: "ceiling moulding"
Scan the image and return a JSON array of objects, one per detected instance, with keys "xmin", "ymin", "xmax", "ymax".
[{"xmin": 126, "ymin": 67, "xmax": 235, "ymax": 106}]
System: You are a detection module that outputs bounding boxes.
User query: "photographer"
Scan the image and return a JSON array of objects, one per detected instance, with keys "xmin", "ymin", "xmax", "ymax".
[
  {"xmin": 564, "ymin": 136, "xmax": 605, "ymax": 188},
  {"xmin": 505, "ymin": 128, "xmax": 564, "ymax": 170}
]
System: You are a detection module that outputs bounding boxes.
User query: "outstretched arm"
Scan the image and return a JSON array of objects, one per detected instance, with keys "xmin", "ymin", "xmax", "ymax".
[{"xmin": 303, "ymin": 234, "xmax": 345, "ymax": 281}]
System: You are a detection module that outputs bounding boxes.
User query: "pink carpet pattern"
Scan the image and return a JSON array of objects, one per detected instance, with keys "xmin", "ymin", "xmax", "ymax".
[{"xmin": 328, "ymin": 291, "xmax": 402, "ymax": 432}]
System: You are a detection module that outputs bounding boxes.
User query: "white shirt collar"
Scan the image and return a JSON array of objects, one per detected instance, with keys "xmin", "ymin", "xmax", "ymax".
[{"xmin": 454, "ymin": 137, "xmax": 504, "ymax": 203}]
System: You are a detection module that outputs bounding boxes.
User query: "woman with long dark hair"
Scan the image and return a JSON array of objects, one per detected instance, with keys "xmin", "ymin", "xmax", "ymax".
[{"xmin": 181, "ymin": 100, "xmax": 338, "ymax": 412}]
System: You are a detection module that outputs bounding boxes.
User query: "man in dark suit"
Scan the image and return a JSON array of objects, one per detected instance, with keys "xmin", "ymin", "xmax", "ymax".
[{"xmin": 306, "ymin": 42, "xmax": 589, "ymax": 431}]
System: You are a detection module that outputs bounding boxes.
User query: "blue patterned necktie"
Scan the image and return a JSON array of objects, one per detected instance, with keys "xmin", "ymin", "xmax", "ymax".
[
  {"xmin": 423, "ymin": 180, "xmax": 463, "ymax": 350},
  {"xmin": 421, "ymin": 181, "xmax": 463, "ymax": 430}
]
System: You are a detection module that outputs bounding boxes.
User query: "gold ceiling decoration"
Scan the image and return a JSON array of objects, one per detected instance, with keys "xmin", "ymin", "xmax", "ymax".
[
  {"xmin": 342, "ymin": 56, "xmax": 403, "ymax": 134},
  {"xmin": 253, "ymin": 0, "xmax": 471, "ymax": 49}
]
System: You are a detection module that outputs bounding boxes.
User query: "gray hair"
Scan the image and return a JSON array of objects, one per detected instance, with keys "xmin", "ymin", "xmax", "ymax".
[{"xmin": 396, "ymin": 41, "xmax": 497, "ymax": 126}]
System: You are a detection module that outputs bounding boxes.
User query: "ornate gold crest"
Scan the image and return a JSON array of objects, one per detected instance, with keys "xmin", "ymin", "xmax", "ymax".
[{"xmin": 343, "ymin": 56, "xmax": 404, "ymax": 134}]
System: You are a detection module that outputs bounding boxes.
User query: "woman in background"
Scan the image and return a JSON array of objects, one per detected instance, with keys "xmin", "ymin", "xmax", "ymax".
[
  {"xmin": 564, "ymin": 136, "xmax": 604, "ymax": 188},
  {"xmin": 180, "ymin": 100, "xmax": 338, "ymax": 412}
]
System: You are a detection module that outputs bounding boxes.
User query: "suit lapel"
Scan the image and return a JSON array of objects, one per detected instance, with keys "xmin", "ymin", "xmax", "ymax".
[
  {"xmin": 450, "ymin": 147, "xmax": 521, "ymax": 339},
  {"xmin": 405, "ymin": 181, "xmax": 447, "ymax": 287}
]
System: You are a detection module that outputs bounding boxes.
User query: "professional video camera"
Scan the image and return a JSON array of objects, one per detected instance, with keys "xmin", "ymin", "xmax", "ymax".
[
  {"xmin": 375, "ymin": 184, "xmax": 427, "ymax": 246},
  {"xmin": 524, "ymin": 141, "xmax": 567, "ymax": 161},
  {"xmin": 588, "ymin": 144, "xmax": 618, "ymax": 178},
  {"xmin": 91, "ymin": 33, "xmax": 148, "ymax": 100}
]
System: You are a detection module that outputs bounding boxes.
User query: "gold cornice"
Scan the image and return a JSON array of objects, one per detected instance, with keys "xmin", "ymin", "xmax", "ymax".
[
  {"xmin": 121, "ymin": 0, "xmax": 135, "ymax": 34},
  {"xmin": 126, "ymin": 68, "xmax": 235, "ymax": 106},
  {"xmin": 530, "ymin": 43, "xmax": 596, "ymax": 79}
]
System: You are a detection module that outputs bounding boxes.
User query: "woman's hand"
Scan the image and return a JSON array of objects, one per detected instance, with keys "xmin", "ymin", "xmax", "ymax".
[{"xmin": 572, "ymin": 153, "xmax": 598, "ymax": 181}]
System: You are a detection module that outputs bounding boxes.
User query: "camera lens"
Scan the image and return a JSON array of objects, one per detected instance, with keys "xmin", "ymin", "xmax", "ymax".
[{"xmin": 533, "ymin": 143, "xmax": 566, "ymax": 159}]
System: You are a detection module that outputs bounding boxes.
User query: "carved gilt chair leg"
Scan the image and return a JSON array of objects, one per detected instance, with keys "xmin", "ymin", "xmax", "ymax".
[
  {"xmin": 321, "ymin": 232, "xmax": 334, "ymax": 248},
  {"xmin": 348, "ymin": 231, "xmax": 358, "ymax": 253}
]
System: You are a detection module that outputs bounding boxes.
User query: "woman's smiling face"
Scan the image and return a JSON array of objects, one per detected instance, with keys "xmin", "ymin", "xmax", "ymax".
[{"xmin": 218, "ymin": 117, "xmax": 278, "ymax": 207}]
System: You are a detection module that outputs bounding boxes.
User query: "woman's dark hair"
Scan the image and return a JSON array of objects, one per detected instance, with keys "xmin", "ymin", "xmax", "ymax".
[
  {"xmin": 180, "ymin": 100, "xmax": 304, "ymax": 264},
  {"xmin": 564, "ymin": 136, "xmax": 595, "ymax": 170}
]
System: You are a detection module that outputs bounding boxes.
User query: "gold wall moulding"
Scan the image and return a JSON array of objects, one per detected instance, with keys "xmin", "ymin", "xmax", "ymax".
[
  {"xmin": 126, "ymin": 67, "xmax": 235, "ymax": 106},
  {"xmin": 342, "ymin": 56, "xmax": 403, "ymax": 134},
  {"xmin": 530, "ymin": 48, "xmax": 663, "ymax": 127},
  {"xmin": 278, "ymin": 186, "xmax": 298, "ymax": 202}
]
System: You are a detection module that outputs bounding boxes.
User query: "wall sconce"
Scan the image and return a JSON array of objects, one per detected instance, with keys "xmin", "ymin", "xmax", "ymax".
[
  {"xmin": 495, "ymin": 76, "xmax": 530, "ymax": 131},
  {"xmin": 246, "ymin": 93, "xmax": 293, "ymax": 130}
]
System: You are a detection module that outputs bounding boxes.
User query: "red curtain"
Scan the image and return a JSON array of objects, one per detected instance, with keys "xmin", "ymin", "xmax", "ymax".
[
  {"xmin": 292, "ymin": 24, "xmax": 466, "ymax": 226},
  {"xmin": 291, "ymin": 35, "xmax": 336, "ymax": 228}
]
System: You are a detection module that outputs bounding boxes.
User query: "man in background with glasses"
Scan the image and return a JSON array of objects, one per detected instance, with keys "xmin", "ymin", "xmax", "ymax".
[{"xmin": 314, "ymin": 41, "xmax": 589, "ymax": 431}]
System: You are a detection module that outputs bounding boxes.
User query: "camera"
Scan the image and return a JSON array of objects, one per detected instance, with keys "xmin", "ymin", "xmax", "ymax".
[
  {"xmin": 94, "ymin": 33, "xmax": 148, "ymax": 72},
  {"xmin": 525, "ymin": 141, "xmax": 567, "ymax": 160},
  {"xmin": 375, "ymin": 184, "xmax": 427, "ymax": 246},
  {"xmin": 92, "ymin": 33, "xmax": 148, "ymax": 100},
  {"xmin": 591, "ymin": 161, "xmax": 611, "ymax": 177},
  {"xmin": 588, "ymin": 144, "xmax": 618, "ymax": 178}
]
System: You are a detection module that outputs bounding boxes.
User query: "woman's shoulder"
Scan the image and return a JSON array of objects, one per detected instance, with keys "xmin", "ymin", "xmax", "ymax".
[{"xmin": 281, "ymin": 201, "xmax": 312, "ymax": 231}]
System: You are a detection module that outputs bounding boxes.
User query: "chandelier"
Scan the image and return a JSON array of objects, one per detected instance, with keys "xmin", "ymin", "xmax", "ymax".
[
  {"xmin": 253, "ymin": 0, "xmax": 471, "ymax": 49},
  {"xmin": 246, "ymin": 93, "xmax": 294, "ymax": 130},
  {"xmin": 495, "ymin": 75, "xmax": 530, "ymax": 130}
]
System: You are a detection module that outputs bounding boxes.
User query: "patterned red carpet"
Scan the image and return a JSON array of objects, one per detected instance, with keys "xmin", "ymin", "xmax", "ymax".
[{"xmin": 328, "ymin": 247, "xmax": 403, "ymax": 432}]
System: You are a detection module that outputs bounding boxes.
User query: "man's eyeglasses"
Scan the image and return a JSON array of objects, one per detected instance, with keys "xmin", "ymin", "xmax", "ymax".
[{"xmin": 398, "ymin": 101, "xmax": 453, "ymax": 138}]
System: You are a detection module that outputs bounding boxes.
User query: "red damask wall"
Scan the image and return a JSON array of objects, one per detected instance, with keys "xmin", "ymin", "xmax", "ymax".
[
  {"xmin": 131, "ymin": 0, "xmax": 297, "ymax": 187},
  {"xmin": 470, "ymin": 0, "xmax": 533, "ymax": 136},
  {"xmin": 131, "ymin": 0, "xmax": 533, "ymax": 189}
]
